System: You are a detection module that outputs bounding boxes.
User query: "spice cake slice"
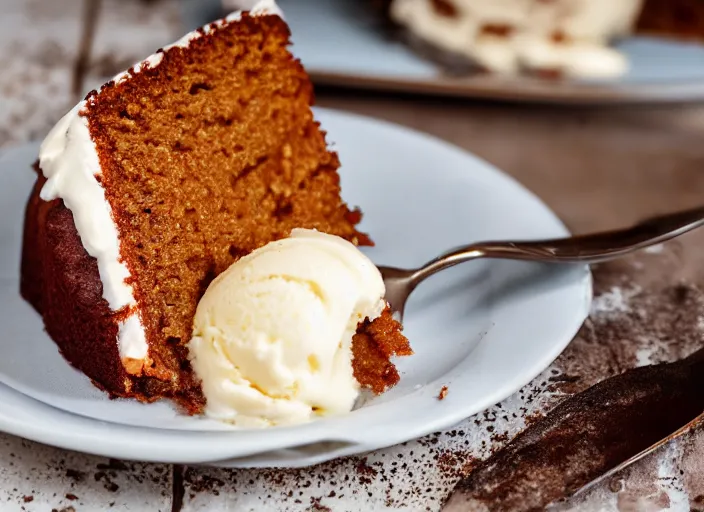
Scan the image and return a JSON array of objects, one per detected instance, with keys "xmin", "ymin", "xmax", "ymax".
[{"xmin": 21, "ymin": 0, "xmax": 410, "ymax": 415}]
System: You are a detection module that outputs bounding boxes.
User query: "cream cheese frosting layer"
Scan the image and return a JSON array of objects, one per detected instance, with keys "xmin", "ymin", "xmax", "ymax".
[
  {"xmin": 39, "ymin": 105, "xmax": 148, "ymax": 362},
  {"xmin": 37, "ymin": 0, "xmax": 282, "ymax": 368}
]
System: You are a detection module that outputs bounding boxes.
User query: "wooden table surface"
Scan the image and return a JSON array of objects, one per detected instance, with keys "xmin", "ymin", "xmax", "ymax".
[{"xmin": 2, "ymin": 0, "xmax": 704, "ymax": 510}]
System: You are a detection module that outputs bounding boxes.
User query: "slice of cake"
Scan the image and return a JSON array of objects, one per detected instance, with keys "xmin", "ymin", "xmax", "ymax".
[{"xmin": 21, "ymin": 0, "xmax": 410, "ymax": 420}]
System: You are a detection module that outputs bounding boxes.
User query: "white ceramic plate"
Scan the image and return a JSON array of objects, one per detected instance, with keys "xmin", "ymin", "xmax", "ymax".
[
  {"xmin": 0, "ymin": 108, "xmax": 591, "ymax": 467},
  {"xmin": 182, "ymin": 0, "xmax": 704, "ymax": 104}
]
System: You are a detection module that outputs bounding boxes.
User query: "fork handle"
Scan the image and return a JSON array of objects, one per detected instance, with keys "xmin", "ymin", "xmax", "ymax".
[{"xmin": 411, "ymin": 205, "xmax": 704, "ymax": 285}]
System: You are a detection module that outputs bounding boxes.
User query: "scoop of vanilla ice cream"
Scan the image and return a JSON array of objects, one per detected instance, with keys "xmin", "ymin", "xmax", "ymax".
[{"xmin": 187, "ymin": 228, "xmax": 386, "ymax": 427}]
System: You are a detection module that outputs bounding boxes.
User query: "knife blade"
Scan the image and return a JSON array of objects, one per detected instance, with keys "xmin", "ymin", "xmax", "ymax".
[{"xmin": 443, "ymin": 348, "xmax": 704, "ymax": 511}]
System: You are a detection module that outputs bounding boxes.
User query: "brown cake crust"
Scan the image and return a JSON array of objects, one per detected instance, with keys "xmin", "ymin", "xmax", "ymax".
[{"xmin": 21, "ymin": 173, "xmax": 206, "ymax": 412}]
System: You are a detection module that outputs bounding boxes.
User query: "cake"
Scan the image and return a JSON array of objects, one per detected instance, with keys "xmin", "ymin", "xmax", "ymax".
[
  {"xmin": 21, "ymin": 0, "xmax": 411, "ymax": 418},
  {"xmin": 381, "ymin": 0, "xmax": 704, "ymax": 79}
]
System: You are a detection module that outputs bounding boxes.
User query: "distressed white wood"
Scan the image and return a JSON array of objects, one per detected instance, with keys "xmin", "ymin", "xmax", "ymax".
[
  {"xmin": 0, "ymin": 433, "xmax": 171, "ymax": 511},
  {"xmin": 0, "ymin": 0, "xmax": 180, "ymax": 148}
]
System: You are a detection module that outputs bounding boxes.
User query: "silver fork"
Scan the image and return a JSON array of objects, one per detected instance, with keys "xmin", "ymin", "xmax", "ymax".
[{"xmin": 379, "ymin": 205, "xmax": 704, "ymax": 321}]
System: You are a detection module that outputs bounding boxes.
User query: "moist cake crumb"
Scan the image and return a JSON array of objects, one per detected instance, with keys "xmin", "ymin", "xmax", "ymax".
[{"xmin": 353, "ymin": 309, "xmax": 412, "ymax": 394}]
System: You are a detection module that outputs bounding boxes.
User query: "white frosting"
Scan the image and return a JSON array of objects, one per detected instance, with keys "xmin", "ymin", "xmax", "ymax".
[
  {"xmin": 37, "ymin": 0, "xmax": 283, "ymax": 367},
  {"xmin": 188, "ymin": 229, "xmax": 387, "ymax": 427},
  {"xmin": 39, "ymin": 106, "xmax": 148, "ymax": 361},
  {"xmin": 390, "ymin": 0, "xmax": 644, "ymax": 78}
]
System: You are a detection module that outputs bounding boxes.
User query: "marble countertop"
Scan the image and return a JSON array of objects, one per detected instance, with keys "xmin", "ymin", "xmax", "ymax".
[{"xmin": 2, "ymin": 0, "xmax": 704, "ymax": 510}]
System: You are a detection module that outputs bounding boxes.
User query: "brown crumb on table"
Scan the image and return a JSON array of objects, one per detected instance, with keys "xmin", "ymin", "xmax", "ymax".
[
  {"xmin": 309, "ymin": 497, "xmax": 332, "ymax": 511},
  {"xmin": 438, "ymin": 386, "xmax": 449, "ymax": 400},
  {"xmin": 65, "ymin": 468, "xmax": 86, "ymax": 482}
]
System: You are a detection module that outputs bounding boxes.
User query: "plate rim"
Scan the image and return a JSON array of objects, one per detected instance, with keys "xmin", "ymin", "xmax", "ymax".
[
  {"xmin": 0, "ymin": 107, "xmax": 592, "ymax": 466},
  {"xmin": 309, "ymin": 71, "xmax": 704, "ymax": 106}
]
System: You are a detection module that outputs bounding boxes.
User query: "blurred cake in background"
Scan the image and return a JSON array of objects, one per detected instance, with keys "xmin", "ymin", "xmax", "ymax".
[{"xmin": 379, "ymin": 0, "xmax": 704, "ymax": 79}]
